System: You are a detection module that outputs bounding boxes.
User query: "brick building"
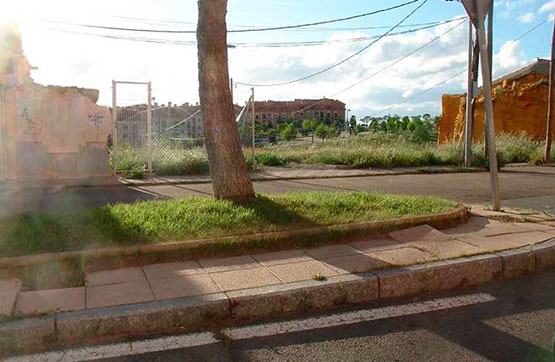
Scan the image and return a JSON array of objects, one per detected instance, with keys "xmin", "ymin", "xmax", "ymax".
[{"xmin": 253, "ymin": 98, "xmax": 346, "ymax": 124}]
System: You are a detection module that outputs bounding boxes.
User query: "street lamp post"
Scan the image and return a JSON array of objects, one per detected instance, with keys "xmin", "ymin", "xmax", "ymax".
[{"xmin": 346, "ymin": 108, "xmax": 351, "ymax": 135}]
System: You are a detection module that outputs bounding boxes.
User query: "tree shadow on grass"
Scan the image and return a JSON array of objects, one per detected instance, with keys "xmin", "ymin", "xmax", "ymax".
[{"xmin": 236, "ymin": 195, "xmax": 317, "ymax": 229}]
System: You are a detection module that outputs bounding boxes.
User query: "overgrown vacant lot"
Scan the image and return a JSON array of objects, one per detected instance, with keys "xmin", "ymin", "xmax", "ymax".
[
  {"xmin": 118, "ymin": 133, "xmax": 546, "ymax": 176},
  {"xmin": 0, "ymin": 192, "xmax": 456, "ymax": 257}
]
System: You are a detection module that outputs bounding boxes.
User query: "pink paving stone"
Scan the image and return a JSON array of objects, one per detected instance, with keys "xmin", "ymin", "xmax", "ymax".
[
  {"xmin": 85, "ymin": 267, "xmax": 146, "ymax": 287},
  {"xmin": 466, "ymin": 217, "xmax": 503, "ymax": 227},
  {"xmin": 252, "ymin": 249, "xmax": 313, "ymax": 266},
  {"xmin": 198, "ymin": 255, "xmax": 260, "ymax": 273},
  {"xmin": 305, "ymin": 244, "xmax": 359, "ymax": 259},
  {"xmin": 457, "ymin": 231, "xmax": 553, "ymax": 252},
  {"xmin": 389, "ymin": 225, "xmax": 450, "ymax": 243},
  {"xmin": 143, "ymin": 261, "xmax": 204, "ymax": 280},
  {"xmin": 86, "ymin": 280, "xmax": 154, "ymax": 309},
  {"xmin": 268, "ymin": 260, "xmax": 339, "ymax": 283},
  {"xmin": 408, "ymin": 239, "xmax": 483, "ymax": 259},
  {"xmin": 367, "ymin": 247, "xmax": 436, "ymax": 267},
  {"xmin": 15, "ymin": 287, "xmax": 85, "ymax": 314},
  {"xmin": 149, "ymin": 274, "xmax": 220, "ymax": 300},
  {"xmin": 349, "ymin": 238, "xmax": 401, "ymax": 252},
  {"xmin": 209, "ymin": 267, "xmax": 282, "ymax": 292},
  {"xmin": 322, "ymin": 253, "xmax": 389, "ymax": 274},
  {"xmin": 477, "ymin": 223, "xmax": 541, "ymax": 237},
  {"xmin": 0, "ymin": 278, "xmax": 22, "ymax": 316},
  {"xmin": 442, "ymin": 223, "xmax": 486, "ymax": 236}
]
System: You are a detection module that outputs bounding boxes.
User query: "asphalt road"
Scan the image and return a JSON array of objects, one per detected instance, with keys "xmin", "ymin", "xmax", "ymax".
[
  {"xmin": 57, "ymin": 270, "xmax": 555, "ymax": 362},
  {"xmin": 3, "ymin": 166, "xmax": 555, "ymax": 215}
]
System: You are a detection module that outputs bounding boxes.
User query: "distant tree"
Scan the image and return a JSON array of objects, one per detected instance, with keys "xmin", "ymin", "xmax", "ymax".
[
  {"xmin": 315, "ymin": 124, "xmax": 329, "ymax": 141},
  {"xmin": 280, "ymin": 124, "xmax": 297, "ymax": 140},
  {"xmin": 412, "ymin": 124, "xmax": 431, "ymax": 143}
]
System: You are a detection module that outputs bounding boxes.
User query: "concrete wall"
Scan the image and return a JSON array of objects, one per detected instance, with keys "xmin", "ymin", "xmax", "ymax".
[
  {"xmin": 1, "ymin": 28, "xmax": 112, "ymax": 181},
  {"xmin": 438, "ymin": 73, "xmax": 549, "ymax": 144}
]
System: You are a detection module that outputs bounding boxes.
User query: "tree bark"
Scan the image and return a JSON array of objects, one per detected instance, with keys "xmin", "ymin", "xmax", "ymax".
[{"xmin": 197, "ymin": 0, "xmax": 254, "ymax": 201}]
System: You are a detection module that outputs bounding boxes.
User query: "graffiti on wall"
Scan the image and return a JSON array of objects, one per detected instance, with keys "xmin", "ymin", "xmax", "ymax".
[
  {"xmin": 21, "ymin": 106, "xmax": 41, "ymax": 135},
  {"xmin": 88, "ymin": 112, "xmax": 104, "ymax": 127}
]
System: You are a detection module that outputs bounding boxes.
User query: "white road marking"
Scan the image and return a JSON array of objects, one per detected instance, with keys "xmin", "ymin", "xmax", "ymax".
[
  {"xmin": 2, "ymin": 293, "xmax": 496, "ymax": 361},
  {"xmin": 222, "ymin": 293, "xmax": 497, "ymax": 340},
  {"xmin": 1, "ymin": 332, "xmax": 219, "ymax": 362}
]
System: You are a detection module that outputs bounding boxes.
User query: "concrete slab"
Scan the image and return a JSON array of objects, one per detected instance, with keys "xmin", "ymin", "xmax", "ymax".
[
  {"xmin": 143, "ymin": 261, "xmax": 203, "ymax": 280},
  {"xmin": 85, "ymin": 267, "xmax": 146, "ymax": 287},
  {"xmin": 305, "ymin": 244, "xmax": 359, "ymax": 259},
  {"xmin": 532, "ymin": 239, "xmax": 555, "ymax": 270},
  {"xmin": 442, "ymin": 223, "xmax": 485, "ymax": 236},
  {"xmin": 87, "ymin": 280, "xmax": 154, "ymax": 309},
  {"xmin": 268, "ymin": 260, "xmax": 339, "ymax": 283},
  {"xmin": 0, "ymin": 316, "xmax": 56, "ymax": 352},
  {"xmin": 252, "ymin": 249, "xmax": 313, "ymax": 266},
  {"xmin": 457, "ymin": 232, "xmax": 552, "ymax": 252},
  {"xmin": 15, "ymin": 287, "xmax": 85, "ymax": 315},
  {"xmin": 209, "ymin": 267, "xmax": 282, "ymax": 292},
  {"xmin": 367, "ymin": 247, "xmax": 436, "ymax": 267},
  {"xmin": 322, "ymin": 253, "xmax": 389, "ymax": 274},
  {"xmin": 149, "ymin": 274, "xmax": 220, "ymax": 300},
  {"xmin": 389, "ymin": 225, "xmax": 450, "ymax": 243},
  {"xmin": 198, "ymin": 255, "xmax": 260, "ymax": 273},
  {"xmin": 0, "ymin": 278, "xmax": 21, "ymax": 316},
  {"xmin": 496, "ymin": 248, "xmax": 536, "ymax": 278},
  {"xmin": 477, "ymin": 223, "xmax": 542, "ymax": 237},
  {"xmin": 409, "ymin": 239, "xmax": 483, "ymax": 259},
  {"xmin": 349, "ymin": 238, "xmax": 401, "ymax": 252}
]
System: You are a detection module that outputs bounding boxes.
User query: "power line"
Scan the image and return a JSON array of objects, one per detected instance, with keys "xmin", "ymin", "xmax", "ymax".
[
  {"xmin": 289, "ymin": 18, "xmax": 466, "ymax": 116},
  {"xmin": 39, "ymin": 0, "xmax": 421, "ymax": 34},
  {"xmin": 368, "ymin": 17, "xmax": 552, "ymax": 117},
  {"xmin": 43, "ymin": 17, "xmax": 464, "ymax": 49},
  {"xmin": 112, "ymin": 15, "xmax": 465, "ymax": 32},
  {"xmin": 236, "ymin": 0, "xmax": 429, "ymax": 87}
]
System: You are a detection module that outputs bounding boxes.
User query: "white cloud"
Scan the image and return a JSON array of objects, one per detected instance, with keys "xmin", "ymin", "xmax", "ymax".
[
  {"xmin": 518, "ymin": 12, "xmax": 536, "ymax": 22},
  {"xmin": 539, "ymin": 0, "xmax": 555, "ymax": 12}
]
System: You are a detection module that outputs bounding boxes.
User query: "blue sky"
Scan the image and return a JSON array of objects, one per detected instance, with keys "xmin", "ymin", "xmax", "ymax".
[{"xmin": 3, "ymin": 0, "xmax": 553, "ymax": 118}]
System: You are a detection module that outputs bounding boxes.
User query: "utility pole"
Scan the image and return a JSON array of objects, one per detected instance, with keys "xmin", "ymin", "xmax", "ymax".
[
  {"xmin": 461, "ymin": 0, "xmax": 500, "ymax": 211},
  {"xmin": 147, "ymin": 81, "xmax": 152, "ymax": 173},
  {"xmin": 545, "ymin": 10, "xmax": 555, "ymax": 163},
  {"xmin": 112, "ymin": 80, "xmax": 118, "ymax": 175},
  {"xmin": 345, "ymin": 108, "xmax": 350, "ymax": 135},
  {"xmin": 464, "ymin": 20, "xmax": 475, "ymax": 166},
  {"xmin": 251, "ymin": 87, "xmax": 256, "ymax": 171}
]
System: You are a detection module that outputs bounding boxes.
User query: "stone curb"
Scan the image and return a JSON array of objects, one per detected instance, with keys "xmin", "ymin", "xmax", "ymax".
[
  {"xmin": 0, "ymin": 166, "xmax": 485, "ymax": 191},
  {"xmin": 0, "ymin": 205, "xmax": 469, "ymax": 268},
  {"xmin": 1, "ymin": 237, "xmax": 553, "ymax": 355}
]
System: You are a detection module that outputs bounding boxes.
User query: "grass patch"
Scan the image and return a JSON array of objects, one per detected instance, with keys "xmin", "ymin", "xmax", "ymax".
[
  {"xmin": 116, "ymin": 133, "xmax": 548, "ymax": 176},
  {"xmin": 0, "ymin": 191, "xmax": 456, "ymax": 257}
]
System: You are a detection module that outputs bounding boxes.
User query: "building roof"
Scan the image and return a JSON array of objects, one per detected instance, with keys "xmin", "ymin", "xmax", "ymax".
[{"xmin": 492, "ymin": 58, "xmax": 549, "ymax": 86}]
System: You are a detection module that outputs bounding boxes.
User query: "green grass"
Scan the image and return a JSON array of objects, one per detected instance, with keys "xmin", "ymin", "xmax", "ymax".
[
  {"xmin": 116, "ymin": 133, "xmax": 548, "ymax": 176},
  {"xmin": 0, "ymin": 191, "xmax": 456, "ymax": 257}
]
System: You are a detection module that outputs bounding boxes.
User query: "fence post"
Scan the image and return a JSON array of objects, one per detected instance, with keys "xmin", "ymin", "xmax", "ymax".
[
  {"xmin": 251, "ymin": 87, "xmax": 255, "ymax": 171},
  {"xmin": 147, "ymin": 82, "xmax": 152, "ymax": 173},
  {"xmin": 112, "ymin": 80, "xmax": 118, "ymax": 175}
]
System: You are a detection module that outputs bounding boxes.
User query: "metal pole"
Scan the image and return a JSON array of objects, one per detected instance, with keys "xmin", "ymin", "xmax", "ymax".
[
  {"xmin": 464, "ymin": 20, "xmax": 474, "ymax": 166},
  {"xmin": 112, "ymin": 80, "xmax": 118, "ymax": 175},
  {"xmin": 346, "ymin": 109, "xmax": 349, "ymax": 135},
  {"xmin": 484, "ymin": 0, "xmax": 494, "ymax": 160},
  {"xmin": 147, "ymin": 82, "xmax": 153, "ymax": 173},
  {"xmin": 230, "ymin": 78, "xmax": 233, "ymax": 104},
  {"xmin": 477, "ymin": 22, "xmax": 500, "ymax": 211},
  {"xmin": 251, "ymin": 87, "xmax": 256, "ymax": 171},
  {"xmin": 545, "ymin": 10, "xmax": 555, "ymax": 163}
]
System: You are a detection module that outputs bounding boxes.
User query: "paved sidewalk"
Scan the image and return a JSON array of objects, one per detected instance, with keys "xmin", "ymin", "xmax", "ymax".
[{"xmin": 2, "ymin": 212, "xmax": 554, "ymax": 317}]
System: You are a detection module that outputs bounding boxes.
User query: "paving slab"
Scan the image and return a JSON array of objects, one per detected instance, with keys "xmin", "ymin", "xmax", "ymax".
[
  {"xmin": 389, "ymin": 225, "xmax": 450, "ymax": 243},
  {"xmin": 477, "ymin": 223, "xmax": 543, "ymax": 237},
  {"xmin": 15, "ymin": 287, "xmax": 85, "ymax": 315},
  {"xmin": 409, "ymin": 239, "xmax": 483, "ymax": 259},
  {"xmin": 349, "ymin": 238, "xmax": 401, "ymax": 252},
  {"xmin": 305, "ymin": 244, "xmax": 360, "ymax": 259},
  {"xmin": 367, "ymin": 247, "xmax": 436, "ymax": 266},
  {"xmin": 457, "ymin": 231, "xmax": 553, "ymax": 252},
  {"xmin": 268, "ymin": 260, "xmax": 339, "ymax": 283},
  {"xmin": 252, "ymin": 249, "xmax": 313, "ymax": 266},
  {"xmin": 0, "ymin": 278, "xmax": 21, "ymax": 316},
  {"xmin": 149, "ymin": 274, "xmax": 220, "ymax": 300},
  {"xmin": 143, "ymin": 261, "xmax": 204, "ymax": 280},
  {"xmin": 87, "ymin": 280, "xmax": 154, "ymax": 309},
  {"xmin": 209, "ymin": 267, "xmax": 282, "ymax": 292},
  {"xmin": 85, "ymin": 267, "xmax": 146, "ymax": 287},
  {"xmin": 322, "ymin": 253, "xmax": 388, "ymax": 274},
  {"xmin": 198, "ymin": 255, "xmax": 260, "ymax": 273}
]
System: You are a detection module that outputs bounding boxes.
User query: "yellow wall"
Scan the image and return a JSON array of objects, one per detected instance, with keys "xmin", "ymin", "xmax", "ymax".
[{"xmin": 439, "ymin": 73, "xmax": 550, "ymax": 144}]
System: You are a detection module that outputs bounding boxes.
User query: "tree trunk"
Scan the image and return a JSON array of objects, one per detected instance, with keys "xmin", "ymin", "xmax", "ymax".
[{"xmin": 197, "ymin": 0, "xmax": 254, "ymax": 201}]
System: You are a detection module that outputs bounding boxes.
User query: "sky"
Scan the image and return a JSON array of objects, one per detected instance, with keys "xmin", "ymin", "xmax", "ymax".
[{"xmin": 1, "ymin": 0, "xmax": 553, "ymax": 118}]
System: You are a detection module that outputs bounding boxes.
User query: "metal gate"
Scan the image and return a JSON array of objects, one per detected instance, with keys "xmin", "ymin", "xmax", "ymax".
[{"xmin": 112, "ymin": 80, "xmax": 152, "ymax": 174}]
